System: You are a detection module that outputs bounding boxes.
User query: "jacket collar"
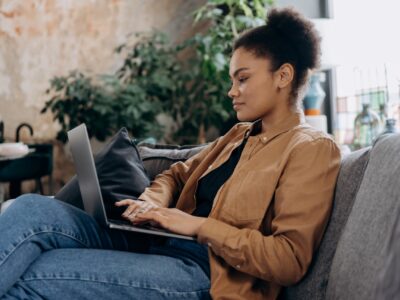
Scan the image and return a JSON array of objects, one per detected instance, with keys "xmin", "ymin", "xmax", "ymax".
[{"xmin": 244, "ymin": 112, "xmax": 307, "ymax": 144}]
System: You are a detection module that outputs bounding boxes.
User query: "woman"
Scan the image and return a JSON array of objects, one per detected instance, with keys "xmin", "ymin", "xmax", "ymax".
[{"xmin": 0, "ymin": 7, "xmax": 340, "ymax": 300}]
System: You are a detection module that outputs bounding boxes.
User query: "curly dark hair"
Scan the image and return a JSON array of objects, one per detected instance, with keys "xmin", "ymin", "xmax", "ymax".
[{"xmin": 233, "ymin": 7, "xmax": 321, "ymax": 107}]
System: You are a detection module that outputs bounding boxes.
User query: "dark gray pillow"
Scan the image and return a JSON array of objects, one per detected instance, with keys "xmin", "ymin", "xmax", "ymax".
[
  {"xmin": 55, "ymin": 128, "xmax": 150, "ymax": 219},
  {"xmin": 138, "ymin": 144, "xmax": 207, "ymax": 181}
]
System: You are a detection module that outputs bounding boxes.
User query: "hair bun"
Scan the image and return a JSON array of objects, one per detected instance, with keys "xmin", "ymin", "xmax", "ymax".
[
  {"xmin": 267, "ymin": 7, "xmax": 321, "ymax": 70},
  {"xmin": 233, "ymin": 6, "xmax": 321, "ymax": 103}
]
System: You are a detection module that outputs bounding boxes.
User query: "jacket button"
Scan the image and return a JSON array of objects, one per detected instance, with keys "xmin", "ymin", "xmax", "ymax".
[
  {"xmin": 236, "ymin": 264, "xmax": 241, "ymax": 269},
  {"xmin": 262, "ymin": 137, "xmax": 267, "ymax": 142},
  {"xmin": 207, "ymin": 242, "xmax": 212, "ymax": 247}
]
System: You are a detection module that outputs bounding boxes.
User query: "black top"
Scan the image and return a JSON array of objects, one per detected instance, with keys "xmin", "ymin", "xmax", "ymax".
[{"xmin": 192, "ymin": 137, "xmax": 248, "ymax": 217}]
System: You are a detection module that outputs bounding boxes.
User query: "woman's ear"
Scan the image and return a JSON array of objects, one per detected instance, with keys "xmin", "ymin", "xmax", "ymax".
[{"xmin": 275, "ymin": 63, "xmax": 295, "ymax": 89}]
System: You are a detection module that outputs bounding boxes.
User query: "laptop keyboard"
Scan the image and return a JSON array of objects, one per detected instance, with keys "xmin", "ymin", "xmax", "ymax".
[{"xmin": 108, "ymin": 219, "xmax": 168, "ymax": 232}]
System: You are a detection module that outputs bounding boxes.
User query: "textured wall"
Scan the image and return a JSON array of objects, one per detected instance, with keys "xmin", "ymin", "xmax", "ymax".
[
  {"xmin": 0, "ymin": 0, "xmax": 203, "ymax": 195},
  {"xmin": 0, "ymin": 0, "xmax": 202, "ymax": 140}
]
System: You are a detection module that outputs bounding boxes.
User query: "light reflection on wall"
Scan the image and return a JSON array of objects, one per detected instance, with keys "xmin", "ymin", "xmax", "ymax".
[{"xmin": 332, "ymin": 0, "xmax": 400, "ymax": 144}]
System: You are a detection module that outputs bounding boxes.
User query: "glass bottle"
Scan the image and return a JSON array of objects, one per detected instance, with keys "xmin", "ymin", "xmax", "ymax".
[
  {"xmin": 378, "ymin": 103, "xmax": 387, "ymax": 131},
  {"xmin": 353, "ymin": 103, "xmax": 381, "ymax": 149},
  {"xmin": 0, "ymin": 115, "xmax": 4, "ymax": 143},
  {"xmin": 381, "ymin": 118, "xmax": 397, "ymax": 134}
]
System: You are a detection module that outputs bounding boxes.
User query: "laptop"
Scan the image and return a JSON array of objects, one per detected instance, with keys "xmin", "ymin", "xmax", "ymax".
[{"xmin": 67, "ymin": 124, "xmax": 195, "ymax": 241}]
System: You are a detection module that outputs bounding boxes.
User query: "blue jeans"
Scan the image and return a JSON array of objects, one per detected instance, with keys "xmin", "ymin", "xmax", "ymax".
[{"xmin": 0, "ymin": 194, "xmax": 210, "ymax": 299}]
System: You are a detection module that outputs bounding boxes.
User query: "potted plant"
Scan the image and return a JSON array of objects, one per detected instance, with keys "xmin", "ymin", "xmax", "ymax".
[
  {"xmin": 171, "ymin": 0, "xmax": 275, "ymax": 143},
  {"xmin": 41, "ymin": 71, "xmax": 116, "ymax": 143},
  {"xmin": 41, "ymin": 0, "xmax": 275, "ymax": 145},
  {"xmin": 41, "ymin": 33, "xmax": 175, "ymax": 144}
]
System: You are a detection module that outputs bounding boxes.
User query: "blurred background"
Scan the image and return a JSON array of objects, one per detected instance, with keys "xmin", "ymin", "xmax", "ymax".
[{"xmin": 1, "ymin": 0, "xmax": 399, "ymax": 199}]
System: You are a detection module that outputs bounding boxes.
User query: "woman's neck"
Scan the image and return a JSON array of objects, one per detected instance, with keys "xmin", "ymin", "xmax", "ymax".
[{"xmin": 260, "ymin": 106, "xmax": 299, "ymax": 133}]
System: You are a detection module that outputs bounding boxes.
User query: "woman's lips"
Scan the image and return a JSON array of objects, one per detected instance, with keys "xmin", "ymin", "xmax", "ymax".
[{"xmin": 233, "ymin": 102, "xmax": 244, "ymax": 110}]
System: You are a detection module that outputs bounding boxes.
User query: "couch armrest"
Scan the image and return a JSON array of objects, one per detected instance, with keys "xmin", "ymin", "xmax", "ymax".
[{"xmin": 0, "ymin": 199, "xmax": 15, "ymax": 214}]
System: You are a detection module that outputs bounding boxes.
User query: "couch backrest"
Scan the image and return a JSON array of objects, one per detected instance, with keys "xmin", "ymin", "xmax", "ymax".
[
  {"xmin": 282, "ymin": 146, "xmax": 371, "ymax": 300},
  {"xmin": 374, "ymin": 203, "xmax": 400, "ymax": 300},
  {"xmin": 138, "ymin": 145, "xmax": 207, "ymax": 180},
  {"xmin": 326, "ymin": 134, "xmax": 400, "ymax": 299}
]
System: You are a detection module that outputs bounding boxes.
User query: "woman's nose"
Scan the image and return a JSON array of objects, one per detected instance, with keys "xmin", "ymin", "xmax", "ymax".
[{"xmin": 228, "ymin": 85, "xmax": 239, "ymax": 99}]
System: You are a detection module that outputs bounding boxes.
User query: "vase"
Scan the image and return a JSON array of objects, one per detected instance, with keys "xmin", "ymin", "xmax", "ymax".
[
  {"xmin": 303, "ymin": 72, "xmax": 326, "ymax": 115},
  {"xmin": 353, "ymin": 103, "xmax": 381, "ymax": 149}
]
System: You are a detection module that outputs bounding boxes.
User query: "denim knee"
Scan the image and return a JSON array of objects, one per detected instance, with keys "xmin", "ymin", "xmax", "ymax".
[
  {"xmin": 8, "ymin": 194, "xmax": 78, "ymax": 226},
  {"xmin": 14, "ymin": 193, "xmax": 52, "ymax": 206},
  {"xmin": 13, "ymin": 194, "xmax": 63, "ymax": 214}
]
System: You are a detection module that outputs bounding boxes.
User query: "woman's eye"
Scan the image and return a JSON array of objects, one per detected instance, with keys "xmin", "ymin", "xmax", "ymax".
[{"xmin": 238, "ymin": 77, "xmax": 248, "ymax": 83}]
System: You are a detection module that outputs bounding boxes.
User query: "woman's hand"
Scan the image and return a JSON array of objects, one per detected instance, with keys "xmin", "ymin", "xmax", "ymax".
[
  {"xmin": 115, "ymin": 199, "xmax": 159, "ymax": 224},
  {"xmin": 133, "ymin": 207, "xmax": 206, "ymax": 237}
]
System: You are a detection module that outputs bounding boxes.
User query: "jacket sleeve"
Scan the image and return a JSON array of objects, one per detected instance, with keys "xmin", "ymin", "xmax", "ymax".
[
  {"xmin": 197, "ymin": 138, "xmax": 341, "ymax": 286},
  {"xmin": 138, "ymin": 138, "xmax": 221, "ymax": 208}
]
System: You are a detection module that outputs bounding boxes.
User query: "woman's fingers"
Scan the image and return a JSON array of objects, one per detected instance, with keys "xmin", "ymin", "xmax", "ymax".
[
  {"xmin": 134, "ymin": 209, "xmax": 168, "ymax": 227},
  {"xmin": 122, "ymin": 203, "xmax": 141, "ymax": 218},
  {"xmin": 129, "ymin": 207, "xmax": 204, "ymax": 236},
  {"xmin": 120, "ymin": 200, "xmax": 159, "ymax": 222},
  {"xmin": 112, "ymin": 199, "xmax": 162, "ymax": 223},
  {"xmin": 115, "ymin": 199, "xmax": 136, "ymax": 206}
]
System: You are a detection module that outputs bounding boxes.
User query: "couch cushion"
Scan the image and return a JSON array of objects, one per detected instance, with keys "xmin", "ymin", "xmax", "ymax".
[
  {"xmin": 326, "ymin": 134, "xmax": 400, "ymax": 300},
  {"xmin": 282, "ymin": 147, "xmax": 370, "ymax": 300},
  {"xmin": 138, "ymin": 144, "xmax": 207, "ymax": 181},
  {"xmin": 55, "ymin": 128, "xmax": 150, "ymax": 219}
]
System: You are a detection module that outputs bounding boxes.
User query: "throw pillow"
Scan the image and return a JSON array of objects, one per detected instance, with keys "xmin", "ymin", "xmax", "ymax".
[{"xmin": 55, "ymin": 128, "xmax": 150, "ymax": 219}]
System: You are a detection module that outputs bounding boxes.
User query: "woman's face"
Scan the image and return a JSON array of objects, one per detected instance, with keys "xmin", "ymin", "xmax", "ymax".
[{"xmin": 228, "ymin": 47, "xmax": 286, "ymax": 122}]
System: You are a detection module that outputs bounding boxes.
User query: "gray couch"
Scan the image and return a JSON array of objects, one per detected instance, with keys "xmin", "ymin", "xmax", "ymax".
[
  {"xmin": 1, "ymin": 134, "xmax": 399, "ymax": 299},
  {"xmin": 140, "ymin": 134, "xmax": 400, "ymax": 300},
  {"xmin": 282, "ymin": 133, "xmax": 400, "ymax": 299}
]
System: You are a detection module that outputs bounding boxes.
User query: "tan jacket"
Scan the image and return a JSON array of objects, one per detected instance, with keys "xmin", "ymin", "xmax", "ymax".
[{"xmin": 139, "ymin": 112, "xmax": 341, "ymax": 299}]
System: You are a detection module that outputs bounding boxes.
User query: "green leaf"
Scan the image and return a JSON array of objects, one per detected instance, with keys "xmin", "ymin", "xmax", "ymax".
[
  {"xmin": 213, "ymin": 53, "xmax": 227, "ymax": 72},
  {"xmin": 238, "ymin": 0, "xmax": 253, "ymax": 17},
  {"xmin": 254, "ymin": 0, "xmax": 267, "ymax": 19}
]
